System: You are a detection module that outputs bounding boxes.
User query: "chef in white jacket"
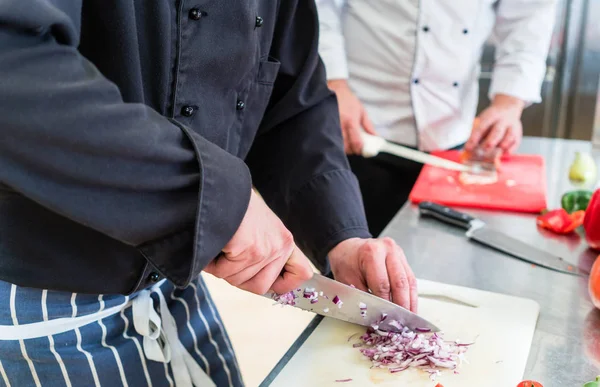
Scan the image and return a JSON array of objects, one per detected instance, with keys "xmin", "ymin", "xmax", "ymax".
[{"xmin": 317, "ymin": 0, "xmax": 557, "ymax": 235}]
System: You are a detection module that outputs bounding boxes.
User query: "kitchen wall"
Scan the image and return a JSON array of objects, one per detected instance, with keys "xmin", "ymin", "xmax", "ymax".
[{"xmin": 477, "ymin": 0, "xmax": 600, "ymax": 142}]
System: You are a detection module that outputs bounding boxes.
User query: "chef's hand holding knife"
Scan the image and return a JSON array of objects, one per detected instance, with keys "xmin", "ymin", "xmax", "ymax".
[
  {"xmin": 328, "ymin": 79, "xmax": 377, "ymax": 155},
  {"xmin": 204, "ymin": 190, "xmax": 418, "ymax": 313},
  {"xmin": 466, "ymin": 94, "xmax": 525, "ymax": 154}
]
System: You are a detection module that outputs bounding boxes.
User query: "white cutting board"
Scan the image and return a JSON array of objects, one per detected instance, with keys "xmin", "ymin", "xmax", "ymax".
[{"xmin": 269, "ymin": 279, "xmax": 539, "ymax": 387}]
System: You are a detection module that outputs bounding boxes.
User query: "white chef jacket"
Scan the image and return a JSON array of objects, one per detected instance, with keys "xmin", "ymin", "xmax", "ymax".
[{"xmin": 316, "ymin": 0, "xmax": 557, "ymax": 151}]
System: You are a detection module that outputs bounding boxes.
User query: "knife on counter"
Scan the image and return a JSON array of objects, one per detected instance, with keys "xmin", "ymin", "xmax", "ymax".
[
  {"xmin": 265, "ymin": 273, "xmax": 440, "ymax": 333},
  {"xmin": 418, "ymin": 201, "xmax": 587, "ymax": 276}
]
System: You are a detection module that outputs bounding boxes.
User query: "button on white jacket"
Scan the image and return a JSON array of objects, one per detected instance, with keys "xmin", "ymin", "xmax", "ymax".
[{"xmin": 316, "ymin": 0, "xmax": 557, "ymax": 151}]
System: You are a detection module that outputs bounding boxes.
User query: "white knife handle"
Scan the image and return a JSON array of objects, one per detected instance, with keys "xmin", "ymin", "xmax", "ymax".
[
  {"xmin": 381, "ymin": 142, "xmax": 469, "ymax": 172},
  {"xmin": 360, "ymin": 132, "xmax": 469, "ymax": 172}
]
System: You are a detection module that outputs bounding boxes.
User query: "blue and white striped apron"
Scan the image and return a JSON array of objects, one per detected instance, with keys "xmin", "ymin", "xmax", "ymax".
[{"xmin": 0, "ymin": 276, "xmax": 244, "ymax": 387}]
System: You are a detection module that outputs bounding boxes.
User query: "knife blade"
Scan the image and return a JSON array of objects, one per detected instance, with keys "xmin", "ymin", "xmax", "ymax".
[
  {"xmin": 266, "ymin": 273, "xmax": 440, "ymax": 333},
  {"xmin": 418, "ymin": 201, "xmax": 587, "ymax": 276}
]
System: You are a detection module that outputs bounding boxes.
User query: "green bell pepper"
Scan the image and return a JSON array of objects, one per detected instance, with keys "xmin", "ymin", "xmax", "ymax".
[
  {"xmin": 561, "ymin": 190, "xmax": 593, "ymax": 213},
  {"xmin": 584, "ymin": 376, "xmax": 600, "ymax": 387}
]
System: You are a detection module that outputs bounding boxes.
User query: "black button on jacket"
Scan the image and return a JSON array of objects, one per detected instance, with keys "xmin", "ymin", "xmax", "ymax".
[{"xmin": 0, "ymin": 0, "xmax": 370, "ymax": 294}]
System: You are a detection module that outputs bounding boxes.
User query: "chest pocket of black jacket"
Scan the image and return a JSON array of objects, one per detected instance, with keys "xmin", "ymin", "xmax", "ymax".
[{"xmin": 234, "ymin": 58, "xmax": 280, "ymax": 158}]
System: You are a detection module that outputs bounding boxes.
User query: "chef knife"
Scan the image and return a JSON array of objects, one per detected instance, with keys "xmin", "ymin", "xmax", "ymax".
[
  {"xmin": 418, "ymin": 201, "xmax": 587, "ymax": 276},
  {"xmin": 266, "ymin": 273, "xmax": 440, "ymax": 333}
]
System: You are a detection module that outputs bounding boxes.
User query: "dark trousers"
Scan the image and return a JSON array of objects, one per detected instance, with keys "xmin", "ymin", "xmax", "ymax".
[
  {"xmin": 348, "ymin": 154, "xmax": 423, "ymax": 237},
  {"xmin": 349, "ymin": 144, "xmax": 464, "ymax": 237}
]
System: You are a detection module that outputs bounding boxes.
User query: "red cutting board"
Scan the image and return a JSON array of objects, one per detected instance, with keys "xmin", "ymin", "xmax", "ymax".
[{"xmin": 409, "ymin": 150, "xmax": 547, "ymax": 213}]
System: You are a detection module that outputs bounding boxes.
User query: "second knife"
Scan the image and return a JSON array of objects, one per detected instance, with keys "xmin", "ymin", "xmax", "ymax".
[{"xmin": 418, "ymin": 201, "xmax": 586, "ymax": 276}]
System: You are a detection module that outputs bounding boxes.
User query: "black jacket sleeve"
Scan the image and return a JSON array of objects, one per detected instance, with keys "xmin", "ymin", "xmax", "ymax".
[
  {"xmin": 246, "ymin": 0, "xmax": 371, "ymax": 273},
  {"xmin": 0, "ymin": 1, "xmax": 251, "ymax": 287}
]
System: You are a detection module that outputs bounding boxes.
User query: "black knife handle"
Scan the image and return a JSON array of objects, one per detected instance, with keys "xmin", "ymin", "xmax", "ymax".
[{"xmin": 418, "ymin": 201, "xmax": 475, "ymax": 230}]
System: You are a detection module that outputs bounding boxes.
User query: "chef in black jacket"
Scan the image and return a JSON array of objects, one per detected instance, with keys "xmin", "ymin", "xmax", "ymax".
[{"xmin": 0, "ymin": 1, "xmax": 417, "ymax": 386}]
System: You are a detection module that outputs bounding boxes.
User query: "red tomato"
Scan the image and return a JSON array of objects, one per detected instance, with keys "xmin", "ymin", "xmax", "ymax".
[
  {"xmin": 516, "ymin": 381, "xmax": 543, "ymax": 387},
  {"xmin": 589, "ymin": 255, "xmax": 600, "ymax": 309}
]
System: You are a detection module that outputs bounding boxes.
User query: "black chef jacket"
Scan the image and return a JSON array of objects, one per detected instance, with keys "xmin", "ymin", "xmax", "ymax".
[{"xmin": 0, "ymin": 0, "xmax": 371, "ymax": 295}]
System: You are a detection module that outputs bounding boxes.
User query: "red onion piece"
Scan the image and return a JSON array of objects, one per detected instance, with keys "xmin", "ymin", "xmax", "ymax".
[
  {"xmin": 335, "ymin": 379, "xmax": 352, "ymax": 383},
  {"xmin": 332, "ymin": 295, "xmax": 343, "ymax": 308}
]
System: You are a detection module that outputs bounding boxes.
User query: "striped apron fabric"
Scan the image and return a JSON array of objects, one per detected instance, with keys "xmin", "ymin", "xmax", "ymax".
[{"xmin": 0, "ymin": 276, "xmax": 244, "ymax": 387}]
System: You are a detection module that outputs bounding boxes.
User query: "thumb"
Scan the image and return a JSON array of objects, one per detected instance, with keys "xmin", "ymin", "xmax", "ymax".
[
  {"xmin": 361, "ymin": 109, "xmax": 377, "ymax": 135},
  {"xmin": 271, "ymin": 247, "xmax": 313, "ymax": 294},
  {"xmin": 345, "ymin": 122, "xmax": 365, "ymax": 155},
  {"xmin": 466, "ymin": 115, "xmax": 491, "ymax": 150}
]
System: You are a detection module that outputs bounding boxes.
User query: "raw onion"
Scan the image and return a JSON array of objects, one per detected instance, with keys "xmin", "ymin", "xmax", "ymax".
[
  {"xmin": 354, "ymin": 315, "xmax": 472, "ymax": 381},
  {"xmin": 359, "ymin": 302, "xmax": 367, "ymax": 318},
  {"xmin": 303, "ymin": 287, "xmax": 319, "ymax": 303},
  {"xmin": 332, "ymin": 295, "xmax": 343, "ymax": 308},
  {"xmin": 271, "ymin": 291, "xmax": 297, "ymax": 306}
]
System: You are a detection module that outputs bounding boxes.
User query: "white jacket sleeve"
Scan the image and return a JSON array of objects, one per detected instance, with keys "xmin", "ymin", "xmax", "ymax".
[
  {"xmin": 489, "ymin": 0, "xmax": 557, "ymax": 104},
  {"xmin": 315, "ymin": 0, "xmax": 349, "ymax": 80}
]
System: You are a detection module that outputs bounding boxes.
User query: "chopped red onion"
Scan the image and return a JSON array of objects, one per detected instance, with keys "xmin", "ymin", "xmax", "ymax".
[
  {"xmin": 301, "ymin": 287, "xmax": 320, "ymax": 305},
  {"xmin": 388, "ymin": 319, "xmax": 403, "ymax": 330},
  {"xmin": 352, "ymin": 314, "xmax": 472, "ymax": 380},
  {"xmin": 358, "ymin": 302, "xmax": 368, "ymax": 318},
  {"xmin": 272, "ymin": 291, "xmax": 297, "ymax": 306},
  {"xmin": 335, "ymin": 379, "xmax": 352, "ymax": 383},
  {"xmin": 332, "ymin": 295, "xmax": 343, "ymax": 308}
]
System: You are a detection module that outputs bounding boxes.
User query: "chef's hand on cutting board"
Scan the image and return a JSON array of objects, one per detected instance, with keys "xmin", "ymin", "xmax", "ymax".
[
  {"xmin": 466, "ymin": 94, "xmax": 524, "ymax": 154},
  {"xmin": 328, "ymin": 79, "xmax": 377, "ymax": 155},
  {"xmin": 204, "ymin": 190, "xmax": 313, "ymax": 295},
  {"xmin": 327, "ymin": 237, "xmax": 418, "ymax": 312}
]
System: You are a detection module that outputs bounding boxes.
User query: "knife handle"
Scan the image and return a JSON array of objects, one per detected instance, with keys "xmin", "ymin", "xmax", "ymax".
[{"xmin": 418, "ymin": 201, "xmax": 475, "ymax": 230}]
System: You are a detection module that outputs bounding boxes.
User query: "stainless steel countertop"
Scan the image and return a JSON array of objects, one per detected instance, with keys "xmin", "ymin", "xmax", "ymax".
[{"xmin": 381, "ymin": 137, "xmax": 600, "ymax": 386}]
